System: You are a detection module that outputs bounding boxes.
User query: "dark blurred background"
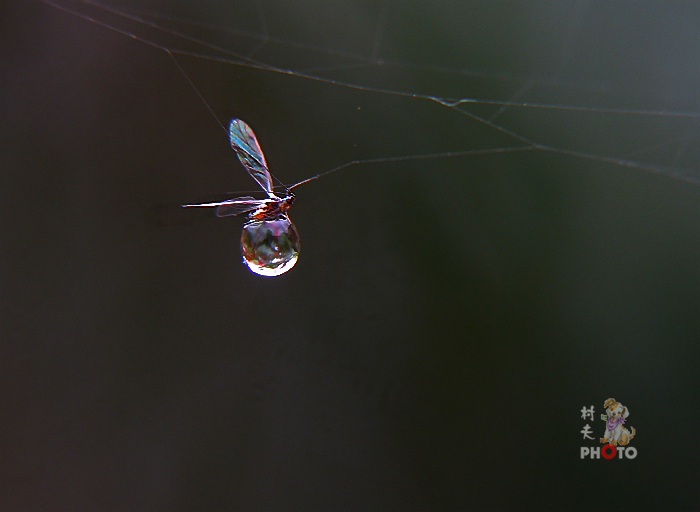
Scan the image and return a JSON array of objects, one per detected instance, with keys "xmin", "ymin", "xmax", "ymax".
[{"xmin": 1, "ymin": 1, "xmax": 699, "ymax": 510}]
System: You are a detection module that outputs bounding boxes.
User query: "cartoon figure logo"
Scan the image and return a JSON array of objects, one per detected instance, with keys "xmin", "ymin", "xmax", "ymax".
[{"xmin": 600, "ymin": 398, "xmax": 636, "ymax": 446}]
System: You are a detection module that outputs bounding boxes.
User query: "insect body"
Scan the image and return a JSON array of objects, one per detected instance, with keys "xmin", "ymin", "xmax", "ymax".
[{"xmin": 183, "ymin": 119, "xmax": 300, "ymax": 276}]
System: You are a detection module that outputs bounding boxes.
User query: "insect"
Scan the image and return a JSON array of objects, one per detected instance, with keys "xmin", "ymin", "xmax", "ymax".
[{"xmin": 183, "ymin": 119, "xmax": 300, "ymax": 277}]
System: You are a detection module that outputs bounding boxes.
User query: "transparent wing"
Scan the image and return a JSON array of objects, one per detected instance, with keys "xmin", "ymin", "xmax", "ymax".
[
  {"xmin": 215, "ymin": 202, "xmax": 261, "ymax": 218},
  {"xmin": 182, "ymin": 196, "xmax": 264, "ymax": 217},
  {"xmin": 229, "ymin": 118, "xmax": 274, "ymax": 197}
]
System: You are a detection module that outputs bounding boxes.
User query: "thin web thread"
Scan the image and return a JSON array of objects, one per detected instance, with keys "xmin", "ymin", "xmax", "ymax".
[
  {"xmin": 166, "ymin": 51, "xmax": 227, "ymax": 134},
  {"xmin": 42, "ymin": 0, "xmax": 700, "ymax": 188},
  {"xmin": 288, "ymin": 146, "xmax": 537, "ymax": 189},
  {"xmin": 65, "ymin": 0, "xmax": 700, "ymax": 116},
  {"xmin": 60, "ymin": 0, "xmax": 700, "ymax": 121}
]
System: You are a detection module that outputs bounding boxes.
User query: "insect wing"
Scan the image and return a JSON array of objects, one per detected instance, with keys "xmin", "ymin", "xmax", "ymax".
[
  {"xmin": 215, "ymin": 199, "xmax": 265, "ymax": 218},
  {"xmin": 229, "ymin": 119, "xmax": 274, "ymax": 197},
  {"xmin": 182, "ymin": 196, "xmax": 265, "ymax": 217}
]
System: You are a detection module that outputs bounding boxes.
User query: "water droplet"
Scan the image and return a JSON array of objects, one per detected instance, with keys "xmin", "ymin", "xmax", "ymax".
[{"xmin": 241, "ymin": 215, "xmax": 300, "ymax": 276}]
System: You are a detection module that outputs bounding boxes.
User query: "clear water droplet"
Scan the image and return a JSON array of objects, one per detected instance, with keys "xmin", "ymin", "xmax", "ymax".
[{"xmin": 241, "ymin": 215, "xmax": 300, "ymax": 276}]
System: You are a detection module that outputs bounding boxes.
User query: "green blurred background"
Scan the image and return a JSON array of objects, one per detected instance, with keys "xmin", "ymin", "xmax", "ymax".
[{"xmin": 2, "ymin": 0, "xmax": 699, "ymax": 510}]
